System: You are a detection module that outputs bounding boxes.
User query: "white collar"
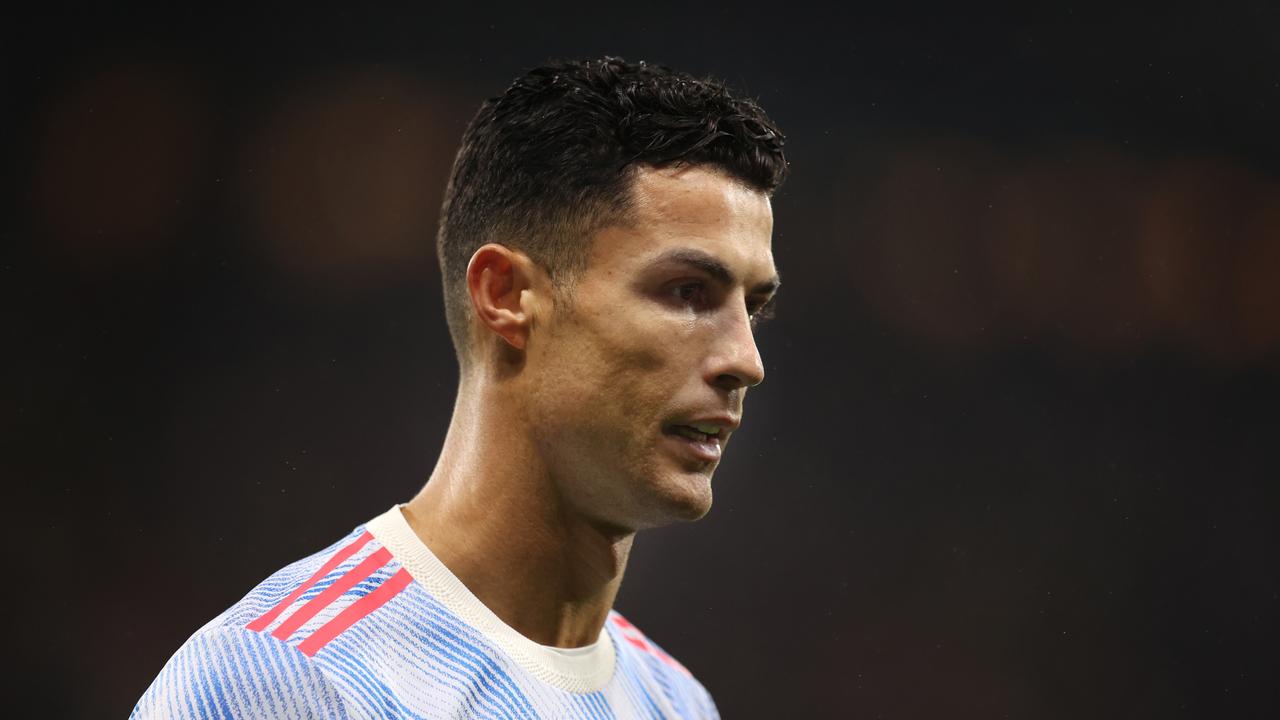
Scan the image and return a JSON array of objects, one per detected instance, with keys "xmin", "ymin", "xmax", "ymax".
[{"xmin": 366, "ymin": 505, "xmax": 617, "ymax": 693}]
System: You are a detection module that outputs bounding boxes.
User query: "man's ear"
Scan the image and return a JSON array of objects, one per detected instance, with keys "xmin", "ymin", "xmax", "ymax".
[{"xmin": 465, "ymin": 243, "xmax": 541, "ymax": 351}]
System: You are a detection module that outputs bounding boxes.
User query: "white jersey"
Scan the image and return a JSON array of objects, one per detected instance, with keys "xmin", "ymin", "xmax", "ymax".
[{"xmin": 132, "ymin": 505, "xmax": 718, "ymax": 719}]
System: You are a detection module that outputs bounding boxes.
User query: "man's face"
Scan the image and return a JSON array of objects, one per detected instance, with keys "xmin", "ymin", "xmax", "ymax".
[{"xmin": 524, "ymin": 164, "xmax": 778, "ymax": 531}]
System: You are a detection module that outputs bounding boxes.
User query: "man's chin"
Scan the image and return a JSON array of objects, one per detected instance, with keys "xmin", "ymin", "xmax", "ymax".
[
  {"xmin": 643, "ymin": 471, "xmax": 715, "ymax": 526},
  {"xmin": 668, "ymin": 494, "xmax": 713, "ymax": 523}
]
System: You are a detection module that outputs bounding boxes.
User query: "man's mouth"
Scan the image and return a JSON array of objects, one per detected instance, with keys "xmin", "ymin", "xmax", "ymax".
[
  {"xmin": 662, "ymin": 423, "xmax": 725, "ymax": 462},
  {"xmin": 667, "ymin": 424, "xmax": 722, "ymax": 443}
]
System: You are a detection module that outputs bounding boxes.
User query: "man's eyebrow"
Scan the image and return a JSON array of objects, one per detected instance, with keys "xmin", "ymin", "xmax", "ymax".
[{"xmin": 648, "ymin": 248, "xmax": 781, "ymax": 295}]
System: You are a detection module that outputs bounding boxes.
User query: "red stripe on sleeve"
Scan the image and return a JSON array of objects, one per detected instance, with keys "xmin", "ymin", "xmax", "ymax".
[
  {"xmin": 246, "ymin": 531, "xmax": 374, "ymax": 633},
  {"xmin": 271, "ymin": 547, "xmax": 393, "ymax": 642},
  {"xmin": 297, "ymin": 568, "xmax": 414, "ymax": 657},
  {"xmin": 653, "ymin": 645, "xmax": 693, "ymax": 677},
  {"xmin": 624, "ymin": 635, "xmax": 651, "ymax": 651},
  {"xmin": 612, "ymin": 612, "xmax": 691, "ymax": 676}
]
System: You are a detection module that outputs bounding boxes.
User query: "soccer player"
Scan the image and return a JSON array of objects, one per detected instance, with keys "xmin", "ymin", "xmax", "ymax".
[{"xmin": 132, "ymin": 55, "xmax": 786, "ymax": 719}]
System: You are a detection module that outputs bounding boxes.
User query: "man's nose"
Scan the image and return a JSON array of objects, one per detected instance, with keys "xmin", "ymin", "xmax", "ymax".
[{"xmin": 709, "ymin": 303, "xmax": 765, "ymax": 391}]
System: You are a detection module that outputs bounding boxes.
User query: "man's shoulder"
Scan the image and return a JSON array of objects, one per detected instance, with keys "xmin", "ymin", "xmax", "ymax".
[
  {"xmin": 229, "ymin": 525, "xmax": 386, "ymax": 631},
  {"xmin": 133, "ymin": 522, "xmax": 423, "ymax": 719},
  {"xmin": 214, "ymin": 520, "xmax": 428, "ymax": 660},
  {"xmin": 607, "ymin": 610, "xmax": 719, "ymax": 717},
  {"xmin": 131, "ymin": 616, "xmax": 353, "ymax": 719}
]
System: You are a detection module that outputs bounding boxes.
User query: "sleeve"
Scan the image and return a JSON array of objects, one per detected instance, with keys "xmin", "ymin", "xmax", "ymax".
[
  {"xmin": 130, "ymin": 625, "xmax": 353, "ymax": 720},
  {"xmin": 691, "ymin": 678, "xmax": 720, "ymax": 720}
]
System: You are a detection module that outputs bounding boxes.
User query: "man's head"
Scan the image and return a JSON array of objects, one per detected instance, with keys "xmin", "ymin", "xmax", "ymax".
[{"xmin": 436, "ymin": 57, "xmax": 787, "ymax": 530}]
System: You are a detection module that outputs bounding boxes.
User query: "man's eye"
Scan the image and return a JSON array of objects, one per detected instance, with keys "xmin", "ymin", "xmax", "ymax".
[
  {"xmin": 749, "ymin": 298, "xmax": 777, "ymax": 328},
  {"xmin": 673, "ymin": 282, "xmax": 705, "ymax": 303}
]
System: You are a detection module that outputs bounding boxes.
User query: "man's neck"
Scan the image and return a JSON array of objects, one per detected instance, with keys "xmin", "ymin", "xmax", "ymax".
[{"xmin": 401, "ymin": 389, "xmax": 635, "ymax": 649}]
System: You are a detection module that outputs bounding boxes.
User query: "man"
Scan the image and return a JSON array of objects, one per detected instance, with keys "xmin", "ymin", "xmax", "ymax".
[{"xmin": 133, "ymin": 55, "xmax": 786, "ymax": 719}]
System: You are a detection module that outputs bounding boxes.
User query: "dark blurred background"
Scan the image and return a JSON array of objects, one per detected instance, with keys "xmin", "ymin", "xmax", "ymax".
[{"xmin": 4, "ymin": 4, "xmax": 1279, "ymax": 718}]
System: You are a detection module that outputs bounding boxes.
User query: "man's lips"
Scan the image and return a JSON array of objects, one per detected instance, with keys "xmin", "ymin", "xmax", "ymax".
[
  {"xmin": 663, "ymin": 425, "xmax": 723, "ymax": 461},
  {"xmin": 663, "ymin": 415, "xmax": 740, "ymax": 437},
  {"xmin": 661, "ymin": 416, "xmax": 739, "ymax": 462}
]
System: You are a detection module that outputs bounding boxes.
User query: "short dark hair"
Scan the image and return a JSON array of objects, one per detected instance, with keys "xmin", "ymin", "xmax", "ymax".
[{"xmin": 436, "ymin": 56, "xmax": 788, "ymax": 370}]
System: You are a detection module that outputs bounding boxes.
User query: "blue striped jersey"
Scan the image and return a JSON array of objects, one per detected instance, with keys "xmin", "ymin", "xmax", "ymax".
[{"xmin": 131, "ymin": 505, "xmax": 719, "ymax": 719}]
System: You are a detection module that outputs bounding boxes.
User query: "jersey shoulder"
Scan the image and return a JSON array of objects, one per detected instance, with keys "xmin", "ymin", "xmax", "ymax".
[
  {"xmin": 214, "ymin": 525, "xmax": 379, "ymax": 633},
  {"xmin": 133, "ymin": 525, "xmax": 410, "ymax": 719},
  {"xmin": 607, "ymin": 610, "xmax": 720, "ymax": 719},
  {"xmin": 130, "ymin": 622, "xmax": 352, "ymax": 719}
]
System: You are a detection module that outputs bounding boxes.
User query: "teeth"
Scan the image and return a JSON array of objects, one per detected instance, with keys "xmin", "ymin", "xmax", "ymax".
[
  {"xmin": 673, "ymin": 425, "xmax": 710, "ymax": 442},
  {"xmin": 691, "ymin": 423, "xmax": 720, "ymax": 436}
]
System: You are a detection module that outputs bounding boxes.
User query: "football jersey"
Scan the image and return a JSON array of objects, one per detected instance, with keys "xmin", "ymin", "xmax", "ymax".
[{"xmin": 131, "ymin": 505, "xmax": 719, "ymax": 719}]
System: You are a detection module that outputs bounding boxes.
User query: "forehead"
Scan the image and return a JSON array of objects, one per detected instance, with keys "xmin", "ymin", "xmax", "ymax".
[{"xmin": 585, "ymin": 165, "xmax": 776, "ymax": 283}]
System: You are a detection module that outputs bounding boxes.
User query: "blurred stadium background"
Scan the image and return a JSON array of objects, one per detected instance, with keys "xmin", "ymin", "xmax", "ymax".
[{"xmin": 4, "ymin": 4, "xmax": 1278, "ymax": 717}]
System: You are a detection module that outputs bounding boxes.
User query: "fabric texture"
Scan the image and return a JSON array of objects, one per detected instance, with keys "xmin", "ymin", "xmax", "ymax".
[{"xmin": 131, "ymin": 506, "xmax": 719, "ymax": 719}]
